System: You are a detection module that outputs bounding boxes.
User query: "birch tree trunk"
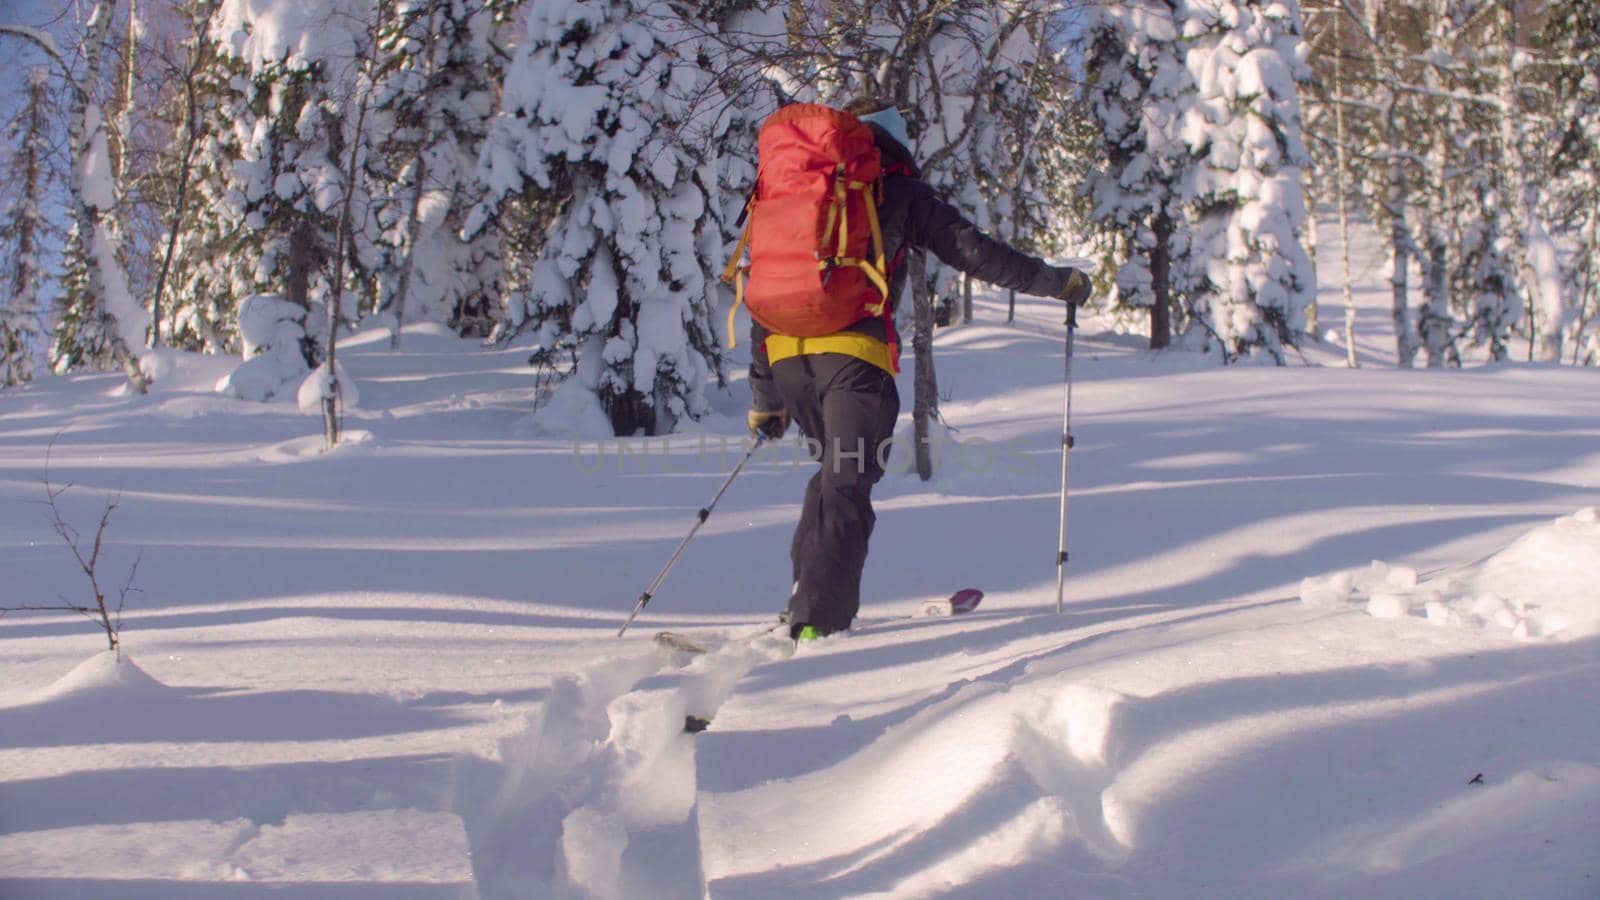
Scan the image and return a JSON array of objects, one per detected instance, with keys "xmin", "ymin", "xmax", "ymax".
[
  {"xmin": 63, "ymin": 3, "xmax": 150, "ymax": 392},
  {"xmin": 1573, "ymin": 210, "xmax": 1599, "ymax": 365},
  {"xmin": 111, "ymin": 0, "xmax": 137, "ymax": 191},
  {"xmin": 1386, "ymin": 145, "xmax": 1417, "ymax": 367},
  {"xmin": 1419, "ymin": 9, "xmax": 1459, "ymax": 368},
  {"xmin": 1304, "ymin": 167, "xmax": 1319, "ymax": 337},
  {"xmin": 1331, "ymin": 24, "xmax": 1359, "ymax": 369},
  {"xmin": 324, "ymin": 89, "xmax": 373, "ymax": 450},
  {"xmin": 389, "ymin": 148, "xmax": 428, "ymax": 350}
]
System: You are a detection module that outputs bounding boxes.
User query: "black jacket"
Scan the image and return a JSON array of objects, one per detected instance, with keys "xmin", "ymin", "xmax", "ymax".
[{"xmin": 749, "ymin": 126, "xmax": 1068, "ymax": 412}]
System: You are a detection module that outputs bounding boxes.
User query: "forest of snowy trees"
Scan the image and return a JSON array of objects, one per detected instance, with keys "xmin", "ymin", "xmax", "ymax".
[{"xmin": 1, "ymin": 0, "xmax": 1596, "ymax": 435}]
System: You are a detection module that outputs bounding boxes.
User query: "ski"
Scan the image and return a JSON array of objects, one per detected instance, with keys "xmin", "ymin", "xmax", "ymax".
[
  {"xmin": 653, "ymin": 620, "xmax": 786, "ymax": 657},
  {"xmin": 653, "ymin": 589, "xmax": 984, "ymax": 734},
  {"xmin": 653, "ymin": 589, "xmax": 984, "ymax": 657}
]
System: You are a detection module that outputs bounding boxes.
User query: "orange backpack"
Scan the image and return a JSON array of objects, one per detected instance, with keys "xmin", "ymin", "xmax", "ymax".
[{"xmin": 723, "ymin": 104, "xmax": 892, "ymax": 342}]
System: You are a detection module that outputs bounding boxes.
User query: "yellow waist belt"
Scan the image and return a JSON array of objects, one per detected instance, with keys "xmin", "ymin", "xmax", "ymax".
[{"xmin": 765, "ymin": 331, "xmax": 897, "ymax": 375}]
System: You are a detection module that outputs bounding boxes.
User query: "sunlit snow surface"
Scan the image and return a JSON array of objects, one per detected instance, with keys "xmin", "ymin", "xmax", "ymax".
[{"xmin": 2, "ymin": 249, "xmax": 1597, "ymax": 897}]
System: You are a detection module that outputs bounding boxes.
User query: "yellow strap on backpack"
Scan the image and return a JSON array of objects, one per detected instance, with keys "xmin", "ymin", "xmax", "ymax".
[
  {"xmin": 860, "ymin": 191, "xmax": 889, "ymax": 314},
  {"xmin": 818, "ymin": 179, "xmax": 890, "ymax": 312},
  {"xmin": 722, "ymin": 205, "xmax": 755, "ymax": 348}
]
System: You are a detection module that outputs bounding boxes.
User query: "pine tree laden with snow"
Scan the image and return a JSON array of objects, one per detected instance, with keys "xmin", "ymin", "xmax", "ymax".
[
  {"xmin": 1086, "ymin": 0, "xmax": 1204, "ymax": 350},
  {"xmin": 207, "ymin": 0, "xmax": 384, "ymax": 401},
  {"xmin": 156, "ymin": 0, "xmax": 248, "ymax": 354},
  {"xmin": 477, "ymin": 0, "xmax": 729, "ymax": 436},
  {"xmin": 370, "ymin": 0, "xmax": 510, "ymax": 343},
  {"xmin": 1, "ymin": 68, "xmax": 54, "ymax": 387},
  {"xmin": 1182, "ymin": 0, "xmax": 1316, "ymax": 364}
]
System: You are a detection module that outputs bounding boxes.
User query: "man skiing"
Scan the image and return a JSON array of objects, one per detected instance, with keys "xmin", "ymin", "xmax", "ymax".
[{"xmin": 735, "ymin": 98, "xmax": 1090, "ymax": 642}]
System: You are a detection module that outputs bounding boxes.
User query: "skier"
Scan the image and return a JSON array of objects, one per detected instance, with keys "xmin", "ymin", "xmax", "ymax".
[{"xmin": 736, "ymin": 98, "xmax": 1091, "ymax": 642}]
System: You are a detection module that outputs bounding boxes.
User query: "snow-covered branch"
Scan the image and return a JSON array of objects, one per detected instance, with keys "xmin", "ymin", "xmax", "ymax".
[{"xmin": 0, "ymin": 24, "xmax": 62, "ymax": 64}]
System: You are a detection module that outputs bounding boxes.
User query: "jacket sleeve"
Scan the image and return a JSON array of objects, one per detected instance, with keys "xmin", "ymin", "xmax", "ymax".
[
  {"xmin": 905, "ymin": 181, "xmax": 1068, "ymax": 298},
  {"xmin": 747, "ymin": 320, "xmax": 785, "ymax": 412}
]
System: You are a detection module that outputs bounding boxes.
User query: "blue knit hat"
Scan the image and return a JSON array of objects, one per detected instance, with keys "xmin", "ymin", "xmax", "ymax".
[{"xmin": 858, "ymin": 106, "xmax": 910, "ymax": 151}]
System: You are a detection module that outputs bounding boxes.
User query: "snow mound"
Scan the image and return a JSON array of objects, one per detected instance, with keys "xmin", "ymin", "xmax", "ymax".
[
  {"xmin": 257, "ymin": 429, "xmax": 379, "ymax": 463},
  {"xmin": 521, "ymin": 375, "xmax": 614, "ymax": 439},
  {"xmin": 1305, "ymin": 762, "xmax": 1600, "ymax": 877},
  {"xmin": 23, "ymin": 652, "xmax": 168, "ymax": 706},
  {"xmin": 698, "ymin": 677, "xmax": 1132, "ymax": 896},
  {"xmin": 1300, "ymin": 508, "xmax": 1600, "ymax": 640},
  {"xmin": 138, "ymin": 347, "xmax": 239, "ymax": 392},
  {"xmin": 296, "ymin": 361, "xmax": 360, "ymax": 416},
  {"xmin": 217, "ymin": 295, "xmax": 317, "ymax": 403}
]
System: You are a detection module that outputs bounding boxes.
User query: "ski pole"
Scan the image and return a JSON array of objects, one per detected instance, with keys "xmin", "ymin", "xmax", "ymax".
[
  {"xmin": 1055, "ymin": 301, "xmax": 1077, "ymax": 614},
  {"xmin": 617, "ymin": 434, "xmax": 767, "ymax": 637}
]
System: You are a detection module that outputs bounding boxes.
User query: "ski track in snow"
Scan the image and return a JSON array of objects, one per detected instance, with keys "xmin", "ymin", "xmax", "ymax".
[{"xmin": 456, "ymin": 624, "xmax": 795, "ymax": 900}]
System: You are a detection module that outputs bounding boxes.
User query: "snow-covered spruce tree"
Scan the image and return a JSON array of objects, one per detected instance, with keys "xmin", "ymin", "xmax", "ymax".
[
  {"xmin": 1, "ymin": 68, "xmax": 54, "ymax": 387},
  {"xmin": 208, "ymin": 0, "xmax": 382, "ymax": 402},
  {"xmin": 477, "ymin": 1, "xmax": 728, "ymax": 437},
  {"xmin": 3, "ymin": 5, "xmax": 151, "ymax": 391},
  {"xmin": 52, "ymin": 225, "xmax": 101, "ymax": 373},
  {"xmin": 157, "ymin": 0, "xmax": 248, "ymax": 354},
  {"xmin": 1182, "ymin": 0, "xmax": 1315, "ymax": 364},
  {"xmin": 370, "ymin": 0, "xmax": 510, "ymax": 343},
  {"xmin": 1085, "ymin": 0, "xmax": 1204, "ymax": 350}
]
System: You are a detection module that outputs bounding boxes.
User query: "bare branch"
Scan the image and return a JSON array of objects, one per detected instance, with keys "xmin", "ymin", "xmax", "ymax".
[
  {"xmin": 30, "ymin": 436, "xmax": 136, "ymax": 652},
  {"xmin": 0, "ymin": 602, "xmax": 93, "ymax": 614},
  {"xmin": 0, "ymin": 24, "xmax": 72, "ymax": 79},
  {"xmin": 117, "ymin": 550, "xmax": 143, "ymax": 637}
]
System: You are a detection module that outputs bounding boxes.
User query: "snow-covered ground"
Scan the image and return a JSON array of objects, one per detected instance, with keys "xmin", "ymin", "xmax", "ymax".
[{"xmin": 2, "ymin": 233, "xmax": 1597, "ymax": 898}]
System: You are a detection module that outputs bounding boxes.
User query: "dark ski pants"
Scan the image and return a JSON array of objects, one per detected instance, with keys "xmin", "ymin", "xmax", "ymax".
[{"xmin": 771, "ymin": 353, "xmax": 900, "ymax": 634}]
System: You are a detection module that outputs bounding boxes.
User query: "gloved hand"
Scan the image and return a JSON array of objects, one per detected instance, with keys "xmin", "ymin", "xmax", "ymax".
[
  {"xmin": 1056, "ymin": 267, "xmax": 1092, "ymax": 307},
  {"xmin": 748, "ymin": 408, "xmax": 789, "ymax": 440}
]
